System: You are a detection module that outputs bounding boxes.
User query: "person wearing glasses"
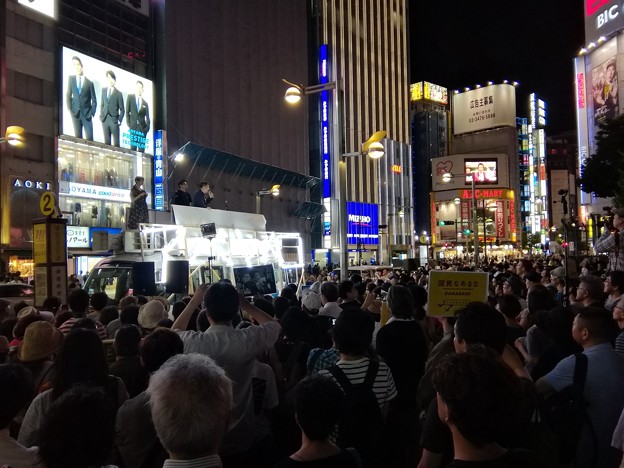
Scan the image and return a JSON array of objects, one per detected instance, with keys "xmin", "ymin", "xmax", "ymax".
[{"xmin": 604, "ymin": 271, "xmax": 624, "ymax": 312}]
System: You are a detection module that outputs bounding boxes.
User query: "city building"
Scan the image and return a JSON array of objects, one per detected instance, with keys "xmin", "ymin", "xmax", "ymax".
[
  {"xmin": 430, "ymin": 83, "xmax": 520, "ymax": 261},
  {"xmin": 409, "ymin": 81, "xmax": 450, "ymax": 243},
  {"xmin": 307, "ymin": 0, "xmax": 413, "ymax": 266},
  {"xmin": 575, "ymin": 0, "xmax": 624, "ymax": 226}
]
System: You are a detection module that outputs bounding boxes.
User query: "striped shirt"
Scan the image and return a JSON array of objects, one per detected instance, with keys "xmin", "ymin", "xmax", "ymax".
[
  {"xmin": 58, "ymin": 317, "xmax": 107, "ymax": 339},
  {"xmin": 319, "ymin": 357, "xmax": 398, "ymax": 407},
  {"xmin": 595, "ymin": 228, "xmax": 624, "ymax": 272}
]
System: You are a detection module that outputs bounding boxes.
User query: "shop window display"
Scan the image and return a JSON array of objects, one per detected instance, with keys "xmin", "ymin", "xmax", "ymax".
[{"xmin": 58, "ymin": 139, "xmax": 152, "ymax": 231}]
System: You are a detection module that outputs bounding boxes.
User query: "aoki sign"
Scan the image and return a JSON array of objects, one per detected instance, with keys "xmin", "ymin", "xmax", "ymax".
[{"xmin": 12, "ymin": 178, "xmax": 53, "ymax": 191}]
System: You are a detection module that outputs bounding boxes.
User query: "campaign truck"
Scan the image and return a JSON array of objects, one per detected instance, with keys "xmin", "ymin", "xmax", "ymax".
[{"xmin": 84, "ymin": 206, "xmax": 304, "ymax": 301}]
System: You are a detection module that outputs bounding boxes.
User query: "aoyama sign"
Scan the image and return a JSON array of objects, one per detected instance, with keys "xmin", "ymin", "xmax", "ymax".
[{"xmin": 452, "ymin": 84, "xmax": 516, "ymax": 135}]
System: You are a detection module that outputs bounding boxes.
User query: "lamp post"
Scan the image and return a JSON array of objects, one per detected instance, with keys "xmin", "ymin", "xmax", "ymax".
[
  {"xmin": 443, "ymin": 172, "xmax": 478, "ymax": 265},
  {"xmin": 0, "ymin": 126, "xmax": 25, "ymax": 146},
  {"xmin": 255, "ymin": 185, "xmax": 280, "ymax": 214},
  {"xmin": 282, "ymin": 78, "xmax": 386, "ymax": 277}
]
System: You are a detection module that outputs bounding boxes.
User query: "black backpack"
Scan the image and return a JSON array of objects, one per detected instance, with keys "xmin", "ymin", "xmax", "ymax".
[
  {"xmin": 329, "ymin": 361, "xmax": 383, "ymax": 468},
  {"xmin": 542, "ymin": 353, "xmax": 597, "ymax": 465}
]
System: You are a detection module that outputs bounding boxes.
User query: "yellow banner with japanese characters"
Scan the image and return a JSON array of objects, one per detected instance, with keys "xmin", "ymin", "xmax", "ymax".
[{"xmin": 428, "ymin": 271, "xmax": 489, "ymax": 317}]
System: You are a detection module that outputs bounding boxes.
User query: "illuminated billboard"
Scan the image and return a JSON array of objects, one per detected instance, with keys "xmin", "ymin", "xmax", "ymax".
[
  {"xmin": 410, "ymin": 81, "xmax": 448, "ymax": 105},
  {"xmin": 346, "ymin": 202, "xmax": 379, "ymax": 245},
  {"xmin": 464, "ymin": 159, "xmax": 498, "ymax": 185},
  {"xmin": 591, "ymin": 54, "xmax": 619, "ymax": 127},
  {"xmin": 452, "ymin": 84, "xmax": 516, "ymax": 135},
  {"xmin": 585, "ymin": 0, "xmax": 624, "ymax": 45},
  {"xmin": 61, "ymin": 47, "xmax": 154, "ymax": 153}
]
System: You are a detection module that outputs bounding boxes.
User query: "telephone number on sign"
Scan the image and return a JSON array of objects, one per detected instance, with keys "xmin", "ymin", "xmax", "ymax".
[{"xmin": 469, "ymin": 113, "xmax": 496, "ymax": 123}]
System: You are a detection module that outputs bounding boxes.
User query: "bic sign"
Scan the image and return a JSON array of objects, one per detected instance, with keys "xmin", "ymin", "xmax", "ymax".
[
  {"xmin": 585, "ymin": 0, "xmax": 624, "ymax": 43},
  {"xmin": 597, "ymin": 4, "xmax": 620, "ymax": 26}
]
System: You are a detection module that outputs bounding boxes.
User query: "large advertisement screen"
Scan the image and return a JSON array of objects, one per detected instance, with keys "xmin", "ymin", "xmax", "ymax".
[
  {"xmin": 591, "ymin": 54, "xmax": 619, "ymax": 128},
  {"xmin": 464, "ymin": 159, "xmax": 498, "ymax": 185},
  {"xmin": 346, "ymin": 202, "xmax": 379, "ymax": 245},
  {"xmin": 452, "ymin": 84, "xmax": 516, "ymax": 135},
  {"xmin": 61, "ymin": 47, "xmax": 154, "ymax": 154},
  {"xmin": 585, "ymin": 0, "xmax": 624, "ymax": 45}
]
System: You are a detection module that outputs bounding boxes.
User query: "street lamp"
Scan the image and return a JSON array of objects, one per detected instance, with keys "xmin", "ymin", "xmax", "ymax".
[
  {"xmin": 282, "ymin": 77, "xmax": 386, "ymax": 276},
  {"xmin": 0, "ymin": 126, "xmax": 25, "ymax": 146},
  {"xmin": 442, "ymin": 172, "xmax": 479, "ymax": 265},
  {"xmin": 255, "ymin": 184, "xmax": 280, "ymax": 214}
]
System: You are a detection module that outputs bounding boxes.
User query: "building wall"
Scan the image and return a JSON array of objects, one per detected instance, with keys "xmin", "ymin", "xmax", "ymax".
[
  {"xmin": 163, "ymin": 1, "xmax": 313, "ymax": 250},
  {"xmin": 1, "ymin": 1, "xmax": 57, "ymax": 263},
  {"xmin": 164, "ymin": 0, "xmax": 309, "ymax": 176},
  {"xmin": 451, "ymin": 126, "xmax": 520, "ymax": 242},
  {"xmin": 411, "ymin": 104, "xmax": 448, "ymax": 238},
  {"xmin": 318, "ymin": 0, "xmax": 409, "ymax": 205}
]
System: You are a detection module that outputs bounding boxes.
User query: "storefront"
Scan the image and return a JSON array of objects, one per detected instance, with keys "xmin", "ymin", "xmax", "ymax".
[{"xmin": 57, "ymin": 138, "xmax": 153, "ymax": 230}]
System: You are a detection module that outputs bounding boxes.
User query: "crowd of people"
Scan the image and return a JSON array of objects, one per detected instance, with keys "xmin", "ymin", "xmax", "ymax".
[{"xmin": 1, "ymin": 254, "xmax": 624, "ymax": 467}]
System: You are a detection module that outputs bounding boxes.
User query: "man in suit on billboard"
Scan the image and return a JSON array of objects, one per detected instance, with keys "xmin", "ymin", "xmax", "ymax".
[
  {"xmin": 126, "ymin": 80, "xmax": 150, "ymax": 152},
  {"xmin": 100, "ymin": 70, "xmax": 125, "ymax": 147},
  {"xmin": 66, "ymin": 56, "xmax": 97, "ymax": 141}
]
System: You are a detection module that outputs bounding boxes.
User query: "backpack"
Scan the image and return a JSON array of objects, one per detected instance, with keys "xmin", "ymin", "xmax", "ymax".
[
  {"xmin": 542, "ymin": 353, "xmax": 597, "ymax": 465},
  {"xmin": 329, "ymin": 361, "xmax": 384, "ymax": 468}
]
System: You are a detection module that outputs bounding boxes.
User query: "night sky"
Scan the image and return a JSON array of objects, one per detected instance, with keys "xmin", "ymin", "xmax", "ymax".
[{"xmin": 409, "ymin": 0, "xmax": 586, "ymax": 134}]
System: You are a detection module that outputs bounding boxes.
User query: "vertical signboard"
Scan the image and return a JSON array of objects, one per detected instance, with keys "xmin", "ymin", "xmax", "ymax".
[
  {"xmin": 153, "ymin": 130, "xmax": 165, "ymax": 211},
  {"xmin": 575, "ymin": 56, "xmax": 591, "ymax": 206},
  {"xmin": 509, "ymin": 198, "xmax": 516, "ymax": 241},
  {"xmin": 320, "ymin": 44, "xmax": 332, "ymax": 242},
  {"xmin": 33, "ymin": 218, "xmax": 68, "ymax": 307},
  {"xmin": 495, "ymin": 200, "xmax": 506, "ymax": 238}
]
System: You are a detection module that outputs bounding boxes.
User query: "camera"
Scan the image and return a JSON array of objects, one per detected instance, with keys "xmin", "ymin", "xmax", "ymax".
[{"xmin": 603, "ymin": 206, "xmax": 615, "ymax": 230}]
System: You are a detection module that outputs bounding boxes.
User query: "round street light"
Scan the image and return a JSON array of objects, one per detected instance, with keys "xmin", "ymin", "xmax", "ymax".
[
  {"xmin": 1, "ymin": 125, "xmax": 25, "ymax": 146},
  {"xmin": 367, "ymin": 141, "xmax": 384, "ymax": 159},
  {"xmin": 284, "ymin": 87, "xmax": 303, "ymax": 104},
  {"xmin": 270, "ymin": 184, "xmax": 280, "ymax": 196}
]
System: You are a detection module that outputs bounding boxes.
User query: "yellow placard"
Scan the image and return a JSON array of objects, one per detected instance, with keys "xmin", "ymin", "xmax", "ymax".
[
  {"xmin": 33, "ymin": 224, "xmax": 47, "ymax": 264},
  {"xmin": 40, "ymin": 191, "xmax": 55, "ymax": 216},
  {"xmin": 427, "ymin": 271, "xmax": 489, "ymax": 317}
]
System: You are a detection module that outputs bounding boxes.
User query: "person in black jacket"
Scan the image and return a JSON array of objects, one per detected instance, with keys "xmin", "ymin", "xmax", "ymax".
[
  {"xmin": 171, "ymin": 180, "xmax": 192, "ymax": 206},
  {"xmin": 192, "ymin": 181, "xmax": 214, "ymax": 208}
]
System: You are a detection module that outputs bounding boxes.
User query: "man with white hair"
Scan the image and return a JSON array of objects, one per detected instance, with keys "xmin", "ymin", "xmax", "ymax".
[
  {"xmin": 147, "ymin": 353, "xmax": 233, "ymax": 467},
  {"xmin": 172, "ymin": 282, "xmax": 280, "ymax": 466}
]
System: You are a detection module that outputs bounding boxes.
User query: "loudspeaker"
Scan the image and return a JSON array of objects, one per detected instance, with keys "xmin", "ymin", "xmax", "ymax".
[
  {"xmin": 200, "ymin": 223, "xmax": 217, "ymax": 238},
  {"xmin": 132, "ymin": 262, "xmax": 156, "ymax": 296},
  {"xmin": 166, "ymin": 260, "xmax": 189, "ymax": 293}
]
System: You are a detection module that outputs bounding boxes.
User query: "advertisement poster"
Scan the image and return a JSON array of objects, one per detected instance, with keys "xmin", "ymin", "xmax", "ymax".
[
  {"xmin": 591, "ymin": 55, "xmax": 619, "ymax": 129},
  {"xmin": 428, "ymin": 271, "xmax": 489, "ymax": 317},
  {"xmin": 452, "ymin": 84, "xmax": 516, "ymax": 135},
  {"xmin": 61, "ymin": 47, "xmax": 154, "ymax": 153}
]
